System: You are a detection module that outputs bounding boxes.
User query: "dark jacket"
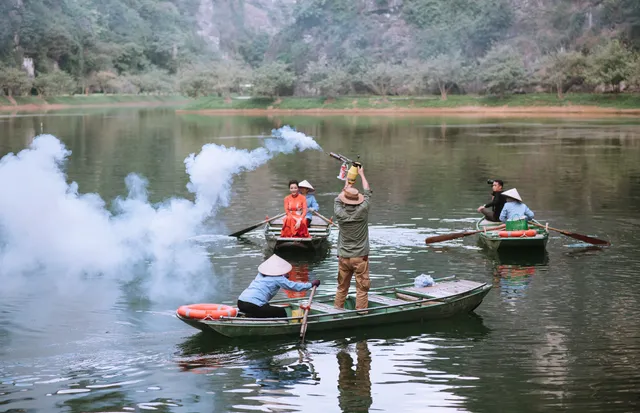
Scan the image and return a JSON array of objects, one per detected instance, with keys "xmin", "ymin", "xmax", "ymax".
[{"xmin": 485, "ymin": 191, "xmax": 506, "ymax": 218}]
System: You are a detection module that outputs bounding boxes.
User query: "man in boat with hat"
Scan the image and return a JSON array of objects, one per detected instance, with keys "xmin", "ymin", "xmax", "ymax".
[
  {"xmin": 477, "ymin": 179, "xmax": 506, "ymax": 222},
  {"xmin": 499, "ymin": 188, "xmax": 535, "ymax": 223},
  {"xmin": 237, "ymin": 254, "xmax": 321, "ymax": 318},
  {"xmin": 334, "ymin": 166, "xmax": 372, "ymax": 311}
]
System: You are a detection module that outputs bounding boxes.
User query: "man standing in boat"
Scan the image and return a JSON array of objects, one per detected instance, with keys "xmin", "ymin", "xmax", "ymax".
[
  {"xmin": 334, "ymin": 166, "xmax": 371, "ymax": 311},
  {"xmin": 477, "ymin": 179, "xmax": 506, "ymax": 222}
]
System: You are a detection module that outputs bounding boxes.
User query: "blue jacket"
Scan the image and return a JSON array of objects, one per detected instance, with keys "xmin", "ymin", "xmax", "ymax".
[
  {"xmin": 238, "ymin": 274, "xmax": 312, "ymax": 306},
  {"xmin": 499, "ymin": 201, "xmax": 534, "ymax": 222},
  {"xmin": 305, "ymin": 194, "xmax": 319, "ymax": 220}
]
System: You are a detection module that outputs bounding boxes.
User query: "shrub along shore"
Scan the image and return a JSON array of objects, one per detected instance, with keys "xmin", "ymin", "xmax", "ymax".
[{"xmin": 0, "ymin": 95, "xmax": 188, "ymax": 111}]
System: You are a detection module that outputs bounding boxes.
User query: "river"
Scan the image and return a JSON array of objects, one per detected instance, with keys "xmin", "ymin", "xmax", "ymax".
[{"xmin": 1, "ymin": 108, "xmax": 638, "ymax": 412}]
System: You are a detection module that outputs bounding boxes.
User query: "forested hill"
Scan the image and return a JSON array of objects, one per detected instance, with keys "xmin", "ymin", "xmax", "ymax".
[{"xmin": 0, "ymin": 0, "xmax": 639, "ymax": 97}]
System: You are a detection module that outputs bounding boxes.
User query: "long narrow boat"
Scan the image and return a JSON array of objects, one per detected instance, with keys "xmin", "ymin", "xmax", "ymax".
[
  {"xmin": 264, "ymin": 214, "xmax": 331, "ymax": 251},
  {"xmin": 176, "ymin": 278, "xmax": 491, "ymax": 339},
  {"xmin": 476, "ymin": 218, "xmax": 549, "ymax": 251}
]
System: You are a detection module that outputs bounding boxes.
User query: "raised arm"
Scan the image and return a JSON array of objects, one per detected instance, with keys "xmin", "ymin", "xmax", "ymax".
[{"xmin": 358, "ymin": 166, "xmax": 370, "ymax": 191}]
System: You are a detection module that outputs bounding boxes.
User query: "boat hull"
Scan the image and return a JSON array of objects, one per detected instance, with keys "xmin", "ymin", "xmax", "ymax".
[
  {"xmin": 265, "ymin": 215, "xmax": 331, "ymax": 252},
  {"xmin": 176, "ymin": 280, "xmax": 491, "ymax": 339},
  {"xmin": 476, "ymin": 218, "xmax": 548, "ymax": 251}
]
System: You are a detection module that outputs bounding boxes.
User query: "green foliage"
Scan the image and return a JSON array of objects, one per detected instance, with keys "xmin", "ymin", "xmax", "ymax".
[
  {"xmin": 251, "ymin": 62, "xmax": 295, "ymax": 97},
  {"xmin": 537, "ymin": 51, "xmax": 587, "ymax": 98},
  {"xmin": 127, "ymin": 69, "xmax": 176, "ymax": 94},
  {"xmin": 303, "ymin": 60, "xmax": 351, "ymax": 98},
  {"xmin": 238, "ymin": 33, "xmax": 270, "ymax": 68},
  {"xmin": 360, "ymin": 63, "xmax": 409, "ymax": 96},
  {"xmin": 403, "ymin": 0, "xmax": 513, "ymax": 57},
  {"xmin": 178, "ymin": 61, "xmax": 248, "ymax": 98},
  {"xmin": 586, "ymin": 39, "xmax": 634, "ymax": 91},
  {"xmin": 0, "ymin": 67, "xmax": 32, "ymax": 96},
  {"xmin": 33, "ymin": 71, "xmax": 77, "ymax": 96},
  {"xmin": 423, "ymin": 53, "xmax": 468, "ymax": 99},
  {"xmin": 479, "ymin": 45, "xmax": 527, "ymax": 96}
]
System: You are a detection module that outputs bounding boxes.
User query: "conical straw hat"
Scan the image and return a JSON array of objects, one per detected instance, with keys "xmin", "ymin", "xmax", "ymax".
[
  {"xmin": 298, "ymin": 180, "xmax": 315, "ymax": 192},
  {"xmin": 502, "ymin": 188, "xmax": 523, "ymax": 202},
  {"xmin": 258, "ymin": 254, "xmax": 293, "ymax": 276}
]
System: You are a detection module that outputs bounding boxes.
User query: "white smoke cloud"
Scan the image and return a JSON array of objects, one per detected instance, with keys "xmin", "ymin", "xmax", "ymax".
[{"xmin": 0, "ymin": 126, "xmax": 321, "ymax": 300}]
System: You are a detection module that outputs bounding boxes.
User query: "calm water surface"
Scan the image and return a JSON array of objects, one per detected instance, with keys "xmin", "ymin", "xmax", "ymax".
[{"xmin": 1, "ymin": 108, "xmax": 639, "ymax": 412}]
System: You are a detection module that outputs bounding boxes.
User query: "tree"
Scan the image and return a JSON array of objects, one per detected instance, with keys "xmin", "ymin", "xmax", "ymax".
[
  {"xmin": 33, "ymin": 71, "xmax": 76, "ymax": 96},
  {"xmin": 360, "ymin": 63, "xmax": 407, "ymax": 96},
  {"xmin": 537, "ymin": 51, "xmax": 587, "ymax": 99},
  {"xmin": 586, "ymin": 39, "xmax": 634, "ymax": 92},
  {"xmin": 251, "ymin": 62, "xmax": 295, "ymax": 98},
  {"xmin": 303, "ymin": 60, "xmax": 351, "ymax": 98},
  {"xmin": 423, "ymin": 53, "xmax": 468, "ymax": 100},
  {"xmin": 0, "ymin": 67, "xmax": 32, "ymax": 96},
  {"xmin": 479, "ymin": 45, "xmax": 527, "ymax": 96}
]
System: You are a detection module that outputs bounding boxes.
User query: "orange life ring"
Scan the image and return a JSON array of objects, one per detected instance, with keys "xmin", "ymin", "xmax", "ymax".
[
  {"xmin": 499, "ymin": 230, "xmax": 525, "ymax": 237},
  {"xmin": 176, "ymin": 303, "xmax": 238, "ymax": 320},
  {"xmin": 499, "ymin": 230, "xmax": 537, "ymax": 238}
]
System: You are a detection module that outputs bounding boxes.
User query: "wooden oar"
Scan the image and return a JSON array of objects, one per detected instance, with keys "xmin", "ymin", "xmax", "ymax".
[
  {"xmin": 311, "ymin": 210, "xmax": 338, "ymax": 227},
  {"xmin": 425, "ymin": 224, "xmax": 505, "ymax": 245},
  {"xmin": 228, "ymin": 212, "xmax": 285, "ymax": 237},
  {"xmin": 299, "ymin": 286, "xmax": 317, "ymax": 344},
  {"xmin": 530, "ymin": 221, "xmax": 610, "ymax": 246}
]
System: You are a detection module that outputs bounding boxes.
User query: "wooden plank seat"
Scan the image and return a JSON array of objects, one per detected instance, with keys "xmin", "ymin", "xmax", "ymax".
[
  {"xmin": 396, "ymin": 280, "xmax": 485, "ymax": 299},
  {"xmin": 308, "ymin": 302, "xmax": 346, "ymax": 314},
  {"xmin": 368, "ymin": 293, "xmax": 412, "ymax": 306}
]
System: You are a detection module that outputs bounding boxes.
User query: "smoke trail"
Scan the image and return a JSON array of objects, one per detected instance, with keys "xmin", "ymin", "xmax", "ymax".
[{"xmin": 0, "ymin": 126, "xmax": 321, "ymax": 300}]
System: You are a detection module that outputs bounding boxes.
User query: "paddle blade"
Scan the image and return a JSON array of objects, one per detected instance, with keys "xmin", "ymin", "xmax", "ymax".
[
  {"xmin": 229, "ymin": 213, "xmax": 285, "ymax": 237},
  {"xmin": 425, "ymin": 231, "xmax": 477, "ymax": 245},
  {"xmin": 229, "ymin": 222, "xmax": 264, "ymax": 237},
  {"xmin": 562, "ymin": 231, "xmax": 610, "ymax": 246}
]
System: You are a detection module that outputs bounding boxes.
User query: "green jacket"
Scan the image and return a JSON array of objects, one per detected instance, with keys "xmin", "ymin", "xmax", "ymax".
[{"xmin": 334, "ymin": 188, "xmax": 372, "ymax": 258}]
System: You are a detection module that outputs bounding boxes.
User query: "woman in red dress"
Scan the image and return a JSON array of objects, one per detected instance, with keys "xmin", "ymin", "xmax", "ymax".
[{"xmin": 280, "ymin": 180, "xmax": 310, "ymax": 238}]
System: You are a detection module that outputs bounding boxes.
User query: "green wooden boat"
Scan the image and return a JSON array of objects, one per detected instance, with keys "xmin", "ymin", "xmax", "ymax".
[
  {"xmin": 264, "ymin": 214, "xmax": 331, "ymax": 252},
  {"xmin": 176, "ymin": 278, "xmax": 492, "ymax": 339},
  {"xmin": 476, "ymin": 218, "xmax": 548, "ymax": 251}
]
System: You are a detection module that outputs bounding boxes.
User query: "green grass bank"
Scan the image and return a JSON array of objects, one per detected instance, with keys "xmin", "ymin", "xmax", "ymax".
[
  {"xmin": 0, "ymin": 94, "xmax": 189, "ymax": 109},
  {"xmin": 183, "ymin": 93, "xmax": 640, "ymax": 112}
]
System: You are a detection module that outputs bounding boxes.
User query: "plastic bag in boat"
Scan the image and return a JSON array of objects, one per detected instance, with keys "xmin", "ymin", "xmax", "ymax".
[{"xmin": 414, "ymin": 274, "xmax": 435, "ymax": 288}]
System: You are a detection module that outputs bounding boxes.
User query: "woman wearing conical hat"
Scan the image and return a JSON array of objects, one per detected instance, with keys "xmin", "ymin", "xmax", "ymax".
[
  {"xmin": 298, "ymin": 179, "xmax": 319, "ymax": 228},
  {"xmin": 237, "ymin": 254, "xmax": 320, "ymax": 318},
  {"xmin": 499, "ymin": 188, "xmax": 535, "ymax": 222}
]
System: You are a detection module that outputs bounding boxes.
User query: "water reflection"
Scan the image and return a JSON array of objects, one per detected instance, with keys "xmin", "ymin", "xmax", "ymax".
[
  {"xmin": 177, "ymin": 315, "xmax": 490, "ymax": 412},
  {"xmin": 336, "ymin": 340, "xmax": 372, "ymax": 413},
  {"xmin": 284, "ymin": 263, "xmax": 310, "ymax": 298},
  {"xmin": 484, "ymin": 249, "xmax": 549, "ymax": 307}
]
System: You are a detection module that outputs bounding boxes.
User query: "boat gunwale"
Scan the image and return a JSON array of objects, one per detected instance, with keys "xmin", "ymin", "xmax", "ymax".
[{"xmin": 179, "ymin": 281, "xmax": 489, "ymax": 326}]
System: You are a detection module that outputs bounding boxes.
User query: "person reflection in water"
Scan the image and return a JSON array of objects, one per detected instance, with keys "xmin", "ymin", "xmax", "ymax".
[
  {"xmin": 337, "ymin": 340, "xmax": 372, "ymax": 413},
  {"xmin": 283, "ymin": 263, "xmax": 309, "ymax": 299}
]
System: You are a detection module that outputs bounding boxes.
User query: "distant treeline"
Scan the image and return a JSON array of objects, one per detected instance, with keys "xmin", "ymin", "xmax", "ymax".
[{"xmin": 1, "ymin": 0, "xmax": 639, "ymax": 99}]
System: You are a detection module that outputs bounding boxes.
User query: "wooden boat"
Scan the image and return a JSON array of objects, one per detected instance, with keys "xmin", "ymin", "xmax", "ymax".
[
  {"xmin": 476, "ymin": 218, "xmax": 548, "ymax": 251},
  {"xmin": 264, "ymin": 214, "xmax": 331, "ymax": 251},
  {"xmin": 176, "ymin": 278, "xmax": 491, "ymax": 339}
]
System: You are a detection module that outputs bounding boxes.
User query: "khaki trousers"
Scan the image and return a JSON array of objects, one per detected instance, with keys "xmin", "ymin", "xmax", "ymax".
[{"xmin": 334, "ymin": 256, "xmax": 370, "ymax": 310}]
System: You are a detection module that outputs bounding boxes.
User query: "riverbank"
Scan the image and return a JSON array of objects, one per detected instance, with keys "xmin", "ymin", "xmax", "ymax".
[
  {"xmin": 0, "ymin": 95, "xmax": 188, "ymax": 111},
  {"xmin": 179, "ymin": 94, "xmax": 640, "ymax": 116}
]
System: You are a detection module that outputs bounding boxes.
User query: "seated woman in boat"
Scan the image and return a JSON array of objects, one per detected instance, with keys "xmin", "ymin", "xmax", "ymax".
[
  {"xmin": 499, "ymin": 188, "xmax": 535, "ymax": 222},
  {"xmin": 281, "ymin": 180, "xmax": 310, "ymax": 238},
  {"xmin": 298, "ymin": 179, "xmax": 319, "ymax": 228},
  {"xmin": 237, "ymin": 254, "xmax": 321, "ymax": 318}
]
